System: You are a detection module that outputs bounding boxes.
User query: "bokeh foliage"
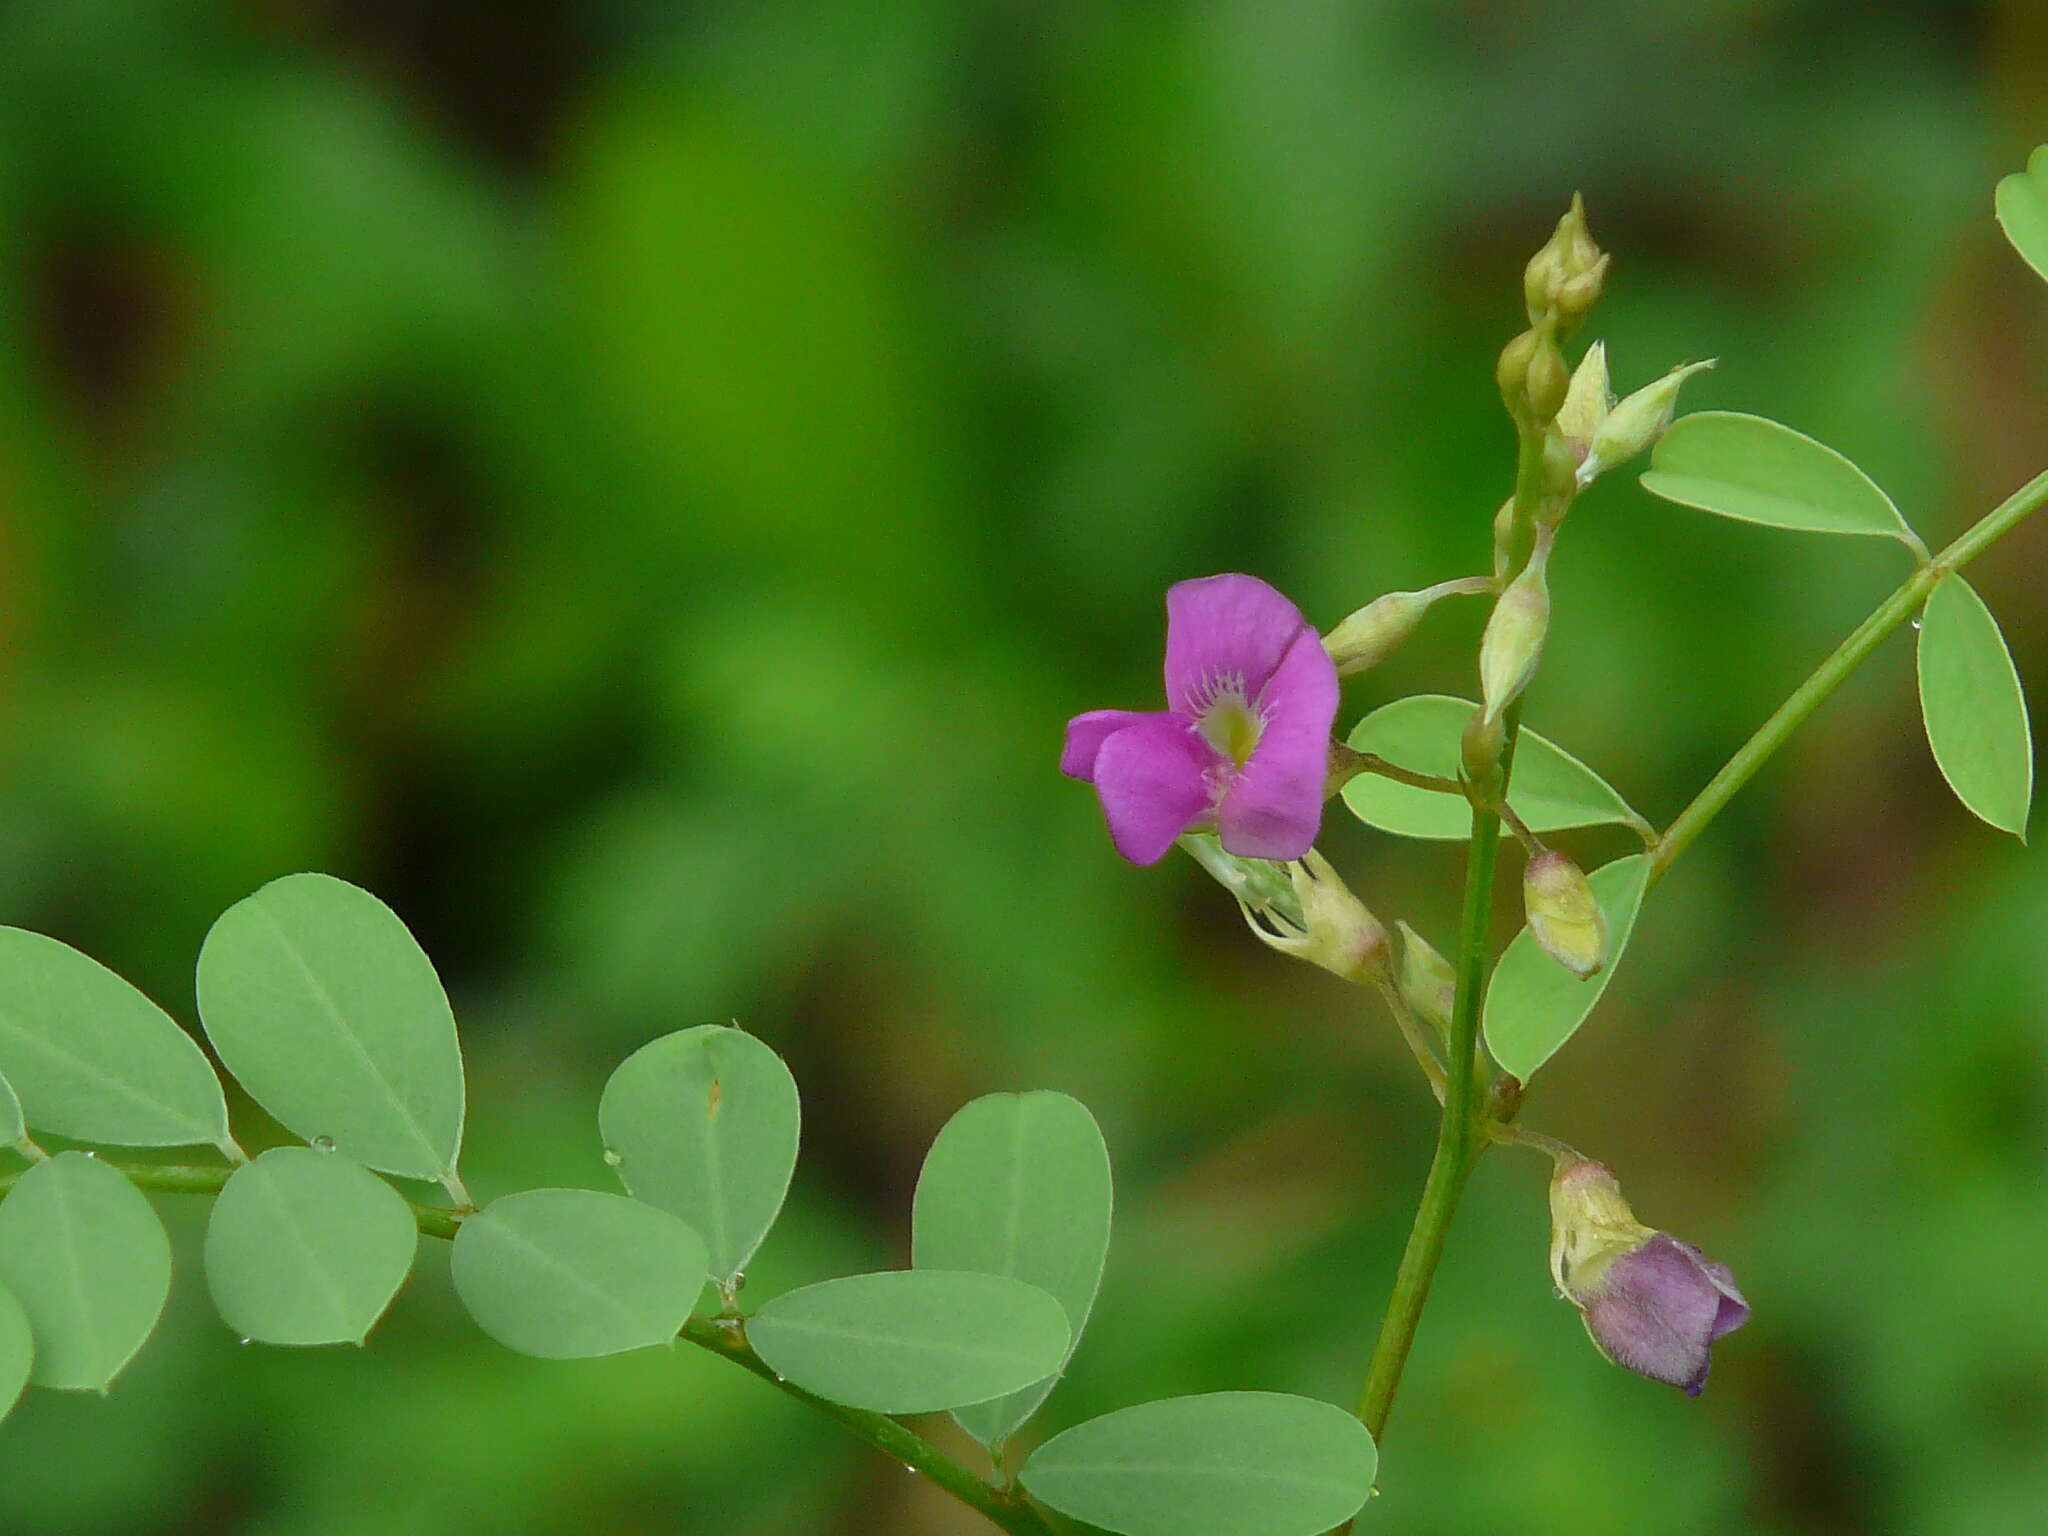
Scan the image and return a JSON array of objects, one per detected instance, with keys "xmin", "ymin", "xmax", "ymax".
[{"xmin": 0, "ymin": 1, "xmax": 2044, "ymax": 1531}]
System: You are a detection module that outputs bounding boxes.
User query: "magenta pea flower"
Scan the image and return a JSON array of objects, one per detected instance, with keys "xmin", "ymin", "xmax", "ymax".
[
  {"xmin": 1062, "ymin": 574, "xmax": 1340, "ymax": 866},
  {"xmin": 1548, "ymin": 1160, "xmax": 1750, "ymax": 1396}
]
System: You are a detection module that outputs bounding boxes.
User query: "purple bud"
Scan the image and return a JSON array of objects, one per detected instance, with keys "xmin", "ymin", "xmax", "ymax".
[{"xmin": 1549, "ymin": 1160, "xmax": 1749, "ymax": 1396}]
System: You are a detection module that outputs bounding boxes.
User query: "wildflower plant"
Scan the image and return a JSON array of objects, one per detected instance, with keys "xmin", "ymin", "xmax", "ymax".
[{"xmin": 2, "ymin": 152, "xmax": 2047, "ymax": 1536}]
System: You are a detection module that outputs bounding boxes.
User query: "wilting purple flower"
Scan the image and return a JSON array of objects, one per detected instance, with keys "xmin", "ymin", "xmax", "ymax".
[
  {"xmin": 1062, "ymin": 574, "xmax": 1340, "ymax": 866},
  {"xmin": 1548, "ymin": 1160, "xmax": 1749, "ymax": 1397}
]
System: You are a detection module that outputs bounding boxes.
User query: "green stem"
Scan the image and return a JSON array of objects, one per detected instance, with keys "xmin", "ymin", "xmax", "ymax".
[
  {"xmin": 1352, "ymin": 710, "xmax": 1522, "ymax": 1441},
  {"xmin": 1483, "ymin": 1122, "xmax": 1581, "ymax": 1165},
  {"xmin": 683, "ymin": 1316, "xmax": 1059, "ymax": 1535},
  {"xmin": 0, "ymin": 1158, "xmax": 1049, "ymax": 1536},
  {"xmin": 1347, "ymin": 754, "xmax": 1467, "ymax": 798},
  {"xmin": 1652, "ymin": 467, "xmax": 2048, "ymax": 881}
]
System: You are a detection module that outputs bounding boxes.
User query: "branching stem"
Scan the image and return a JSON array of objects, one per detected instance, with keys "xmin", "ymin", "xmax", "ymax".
[
  {"xmin": 0, "ymin": 1158, "xmax": 1053, "ymax": 1536},
  {"xmin": 1653, "ymin": 466, "xmax": 2048, "ymax": 881}
]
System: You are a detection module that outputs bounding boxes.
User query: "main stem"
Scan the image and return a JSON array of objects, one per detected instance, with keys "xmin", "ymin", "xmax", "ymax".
[
  {"xmin": 0, "ymin": 1160, "xmax": 1053, "ymax": 1536},
  {"xmin": 1353, "ymin": 710, "xmax": 1521, "ymax": 1440},
  {"xmin": 1654, "ymin": 466, "xmax": 2048, "ymax": 880}
]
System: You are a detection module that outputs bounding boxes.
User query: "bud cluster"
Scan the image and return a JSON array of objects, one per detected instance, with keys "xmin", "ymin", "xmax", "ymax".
[{"xmin": 1523, "ymin": 194, "xmax": 1609, "ymax": 339}]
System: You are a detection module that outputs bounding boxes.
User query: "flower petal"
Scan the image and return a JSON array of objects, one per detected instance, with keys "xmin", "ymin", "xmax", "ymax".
[
  {"xmin": 1091, "ymin": 715, "xmax": 1222, "ymax": 866},
  {"xmin": 1164, "ymin": 574, "xmax": 1312, "ymax": 714},
  {"xmin": 1582, "ymin": 1234, "xmax": 1726, "ymax": 1395},
  {"xmin": 1216, "ymin": 628, "xmax": 1339, "ymax": 859},
  {"xmin": 1061, "ymin": 709, "xmax": 1164, "ymax": 781},
  {"xmin": 1682, "ymin": 1244, "xmax": 1751, "ymax": 1343}
]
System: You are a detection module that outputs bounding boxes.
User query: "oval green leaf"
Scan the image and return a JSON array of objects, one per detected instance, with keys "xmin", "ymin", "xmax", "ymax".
[
  {"xmin": 597, "ymin": 1025, "xmax": 799, "ymax": 1285},
  {"xmin": 1019, "ymin": 1391, "xmax": 1377, "ymax": 1536},
  {"xmin": 1343, "ymin": 696, "xmax": 1646, "ymax": 840},
  {"xmin": 0, "ymin": 929, "xmax": 231, "ymax": 1152},
  {"xmin": 0, "ymin": 1280, "xmax": 29, "ymax": 1424},
  {"xmin": 1484, "ymin": 853, "xmax": 1652, "ymax": 1081},
  {"xmin": 1996, "ymin": 144, "xmax": 2048, "ymax": 284},
  {"xmin": 1918, "ymin": 575, "xmax": 2033, "ymax": 838},
  {"xmin": 451, "ymin": 1188, "xmax": 708, "ymax": 1359},
  {"xmin": 205, "ymin": 1146, "xmax": 418, "ymax": 1347},
  {"xmin": 0, "ymin": 1152, "xmax": 172, "ymax": 1391},
  {"xmin": 197, "ymin": 874, "xmax": 465, "ymax": 1184},
  {"xmin": 1641, "ymin": 411, "xmax": 1915, "ymax": 541},
  {"xmin": 747, "ymin": 1270, "xmax": 1071, "ymax": 1415},
  {"xmin": 912, "ymin": 1091, "xmax": 1113, "ymax": 1448}
]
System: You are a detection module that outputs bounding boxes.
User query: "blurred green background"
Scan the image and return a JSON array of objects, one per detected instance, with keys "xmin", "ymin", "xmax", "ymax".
[{"xmin": 2, "ymin": 1, "xmax": 2044, "ymax": 1531}]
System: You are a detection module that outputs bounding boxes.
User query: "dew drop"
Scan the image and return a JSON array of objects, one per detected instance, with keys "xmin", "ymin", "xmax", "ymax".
[
  {"xmin": 311, "ymin": 1135, "xmax": 337, "ymax": 1153},
  {"xmin": 238, "ymin": 1337, "xmax": 254, "ymax": 1347},
  {"xmin": 601, "ymin": 1148, "xmax": 623, "ymax": 1167},
  {"xmin": 81, "ymin": 1150, "xmax": 98, "ymax": 1159},
  {"xmin": 1911, "ymin": 618, "xmax": 1923, "ymax": 631}
]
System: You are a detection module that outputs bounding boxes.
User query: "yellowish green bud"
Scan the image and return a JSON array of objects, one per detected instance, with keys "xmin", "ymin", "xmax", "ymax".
[
  {"xmin": 1524, "ymin": 194, "xmax": 1606, "ymax": 335},
  {"xmin": 1238, "ymin": 849, "xmax": 1390, "ymax": 986},
  {"xmin": 1524, "ymin": 247, "xmax": 1568, "ymax": 327},
  {"xmin": 1523, "ymin": 849, "xmax": 1607, "ymax": 979},
  {"xmin": 1325, "ymin": 577, "xmax": 1491, "ymax": 678},
  {"xmin": 1551, "ymin": 253, "xmax": 1609, "ymax": 333},
  {"xmin": 1324, "ymin": 590, "xmax": 1432, "ymax": 677},
  {"xmin": 1395, "ymin": 921, "xmax": 1456, "ymax": 1040},
  {"xmin": 1537, "ymin": 429, "xmax": 1577, "ymax": 515},
  {"xmin": 1555, "ymin": 341, "xmax": 1611, "ymax": 454},
  {"xmin": 1579, "ymin": 359, "xmax": 1716, "ymax": 484},
  {"xmin": 1477, "ymin": 545, "xmax": 1551, "ymax": 725},
  {"xmin": 1525, "ymin": 333, "xmax": 1570, "ymax": 426},
  {"xmin": 1496, "ymin": 327, "xmax": 1539, "ymax": 415}
]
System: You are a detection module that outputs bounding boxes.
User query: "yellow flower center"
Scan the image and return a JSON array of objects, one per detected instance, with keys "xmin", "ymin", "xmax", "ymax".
[{"xmin": 1197, "ymin": 685, "xmax": 1263, "ymax": 767}]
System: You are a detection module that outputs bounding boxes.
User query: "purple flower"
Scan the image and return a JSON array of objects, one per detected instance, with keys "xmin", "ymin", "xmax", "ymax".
[
  {"xmin": 1549, "ymin": 1160, "xmax": 1749, "ymax": 1397},
  {"xmin": 1062, "ymin": 574, "xmax": 1340, "ymax": 866}
]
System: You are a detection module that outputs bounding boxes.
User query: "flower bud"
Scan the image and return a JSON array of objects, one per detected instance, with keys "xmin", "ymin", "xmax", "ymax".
[
  {"xmin": 1237, "ymin": 849, "xmax": 1390, "ymax": 986},
  {"xmin": 1549, "ymin": 1160, "xmax": 1749, "ymax": 1396},
  {"xmin": 1324, "ymin": 578, "xmax": 1490, "ymax": 678},
  {"xmin": 1550, "ymin": 253, "xmax": 1609, "ymax": 334},
  {"xmin": 1578, "ymin": 359, "xmax": 1716, "ymax": 484},
  {"xmin": 1555, "ymin": 341, "xmax": 1611, "ymax": 456},
  {"xmin": 1395, "ymin": 921, "xmax": 1455, "ymax": 1040},
  {"xmin": 1523, "ymin": 247, "xmax": 1568, "ymax": 328},
  {"xmin": 1524, "ymin": 195, "xmax": 1606, "ymax": 336},
  {"xmin": 1324, "ymin": 590, "xmax": 1432, "ymax": 678},
  {"xmin": 1477, "ymin": 545, "xmax": 1551, "ymax": 725},
  {"xmin": 1522, "ymin": 849, "xmax": 1606, "ymax": 979},
  {"xmin": 1535, "ymin": 429, "xmax": 1577, "ymax": 517},
  {"xmin": 1496, "ymin": 327, "xmax": 1539, "ymax": 416},
  {"xmin": 1524, "ymin": 333, "xmax": 1570, "ymax": 426}
]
